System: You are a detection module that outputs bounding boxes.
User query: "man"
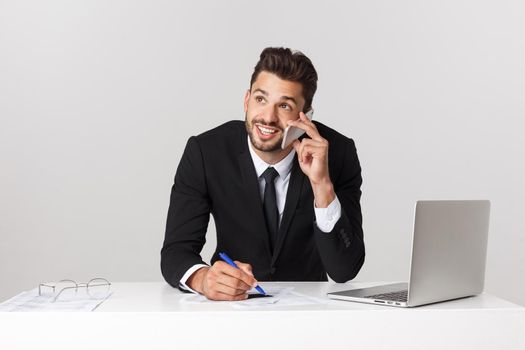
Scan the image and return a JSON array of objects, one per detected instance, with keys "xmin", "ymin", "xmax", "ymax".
[{"xmin": 161, "ymin": 47, "xmax": 365, "ymax": 301}]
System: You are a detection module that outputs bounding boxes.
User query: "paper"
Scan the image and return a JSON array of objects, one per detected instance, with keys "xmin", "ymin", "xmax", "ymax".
[
  {"xmin": 180, "ymin": 286, "xmax": 328, "ymax": 308},
  {"xmin": 0, "ymin": 288, "xmax": 113, "ymax": 312}
]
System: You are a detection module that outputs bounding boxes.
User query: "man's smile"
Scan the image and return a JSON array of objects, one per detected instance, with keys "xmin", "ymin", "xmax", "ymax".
[{"xmin": 254, "ymin": 123, "xmax": 281, "ymax": 139}]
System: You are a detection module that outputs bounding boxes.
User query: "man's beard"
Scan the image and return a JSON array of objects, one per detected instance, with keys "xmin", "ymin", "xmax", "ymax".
[{"xmin": 245, "ymin": 114, "xmax": 284, "ymax": 153}]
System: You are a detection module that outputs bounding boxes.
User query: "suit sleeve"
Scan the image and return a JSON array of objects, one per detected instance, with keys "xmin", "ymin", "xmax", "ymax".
[
  {"xmin": 161, "ymin": 136, "xmax": 211, "ymax": 288},
  {"xmin": 314, "ymin": 138, "xmax": 365, "ymax": 283}
]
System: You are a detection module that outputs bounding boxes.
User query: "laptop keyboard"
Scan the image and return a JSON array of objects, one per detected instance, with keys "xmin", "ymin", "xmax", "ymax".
[{"xmin": 364, "ymin": 290, "xmax": 408, "ymax": 302}]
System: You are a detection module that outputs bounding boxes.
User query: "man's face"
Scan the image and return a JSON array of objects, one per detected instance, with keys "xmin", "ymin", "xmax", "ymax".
[{"xmin": 244, "ymin": 71, "xmax": 305, "ymax": 153}]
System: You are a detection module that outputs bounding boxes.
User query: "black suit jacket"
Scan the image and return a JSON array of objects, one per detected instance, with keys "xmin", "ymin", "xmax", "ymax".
[{"xmin": 161, "ymin": 120, "xmax": 365, "ymax": 287}]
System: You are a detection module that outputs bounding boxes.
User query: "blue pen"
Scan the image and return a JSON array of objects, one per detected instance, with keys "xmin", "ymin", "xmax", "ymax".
[{"xmin": 218, "ymin": 252, "xmax": 266, "ymax": 295}]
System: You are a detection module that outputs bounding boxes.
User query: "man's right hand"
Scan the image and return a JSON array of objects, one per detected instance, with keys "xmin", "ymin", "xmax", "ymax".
[{"xmin": 186, "ymin": 260, "xmax": 258, "ymax": 301}]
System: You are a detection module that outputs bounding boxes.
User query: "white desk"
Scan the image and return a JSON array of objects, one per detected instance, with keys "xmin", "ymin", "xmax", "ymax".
[{"xmin": 1, "ymin": 282, "xmax": 524, "ymax": 349}]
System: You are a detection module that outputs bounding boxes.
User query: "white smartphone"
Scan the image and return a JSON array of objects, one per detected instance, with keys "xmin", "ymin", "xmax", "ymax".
[{"xmin": 281, "ymin": 109, "xmax": 314, "ymax": 149}]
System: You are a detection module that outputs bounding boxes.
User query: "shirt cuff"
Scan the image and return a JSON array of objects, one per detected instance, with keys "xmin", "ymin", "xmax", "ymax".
[
  {"xmin": 178, "ymin": 263, "xmax": 209, "ymax": 293},
  {"xmin": 314, "ymin": 195, "xmax": 341, "ymax": 233}
]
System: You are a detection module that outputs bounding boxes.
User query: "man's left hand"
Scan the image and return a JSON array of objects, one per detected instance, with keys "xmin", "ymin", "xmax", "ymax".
[{"xmin": 289, "ymin": 112, "xmax": 336, "ymax": 208}]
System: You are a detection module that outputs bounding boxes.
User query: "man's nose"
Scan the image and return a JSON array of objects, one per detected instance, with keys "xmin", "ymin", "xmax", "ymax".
[{"xmin": 261, "ymin": 105, "xmax": 279, "ymax": 124}]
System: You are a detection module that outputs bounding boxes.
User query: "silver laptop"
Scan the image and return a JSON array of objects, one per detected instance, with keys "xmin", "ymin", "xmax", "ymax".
[{"xmin": 328, "ymin": 200, "xmax": 490, "ymax": 307}]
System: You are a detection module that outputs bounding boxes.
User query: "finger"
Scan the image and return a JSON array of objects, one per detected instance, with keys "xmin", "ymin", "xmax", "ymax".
[
  {"xmin": 296, "ymin": 139, "xmax": 309, "ymax": 164},
  {"xmin": 234, "ymin": 261, "xmax": 253, "ymax": 276},
  {"xmin": 292, "ymin": 139, "xmax": 301, "ymax": 153},
  {"xmin": 214, "ymin": 277, "xmax": 250, "ymax": 295},
  {"xmin": 298, "ymin": 138, "xmax": 327, "ymax": 149},
  {"xmin": 299, "ymin": 111, "xmax": 314, "ymax": 124},
  {"xmin": 297, "ymin": 139, "xmax": 326, "ymax": 163},
  {"xmin": 215, "ymin": 272, "xmax": 253, "ymax": 292},
  {"xmin": 293, "ymin": 140, "xmax": 307, "ymax": 163},
  {"xmin": 215, "ymin": 261, "xmax": 258, "ymax": 288},
  {"xmin": 287, "ymin": 114, "xmax": 322, "ymax": 141},
  {"xmin": 298, "ymin": 144, "xmax": 312, "ymax": 164}
]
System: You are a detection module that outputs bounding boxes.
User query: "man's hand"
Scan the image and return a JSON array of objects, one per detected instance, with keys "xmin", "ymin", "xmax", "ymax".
[
  {"xmin": 186, "ymin": 260, "xmax": 258, "ymax": 301},
  {"xmin": 288, "ymin": 112, "xmax": 336, "ymax": 208}
]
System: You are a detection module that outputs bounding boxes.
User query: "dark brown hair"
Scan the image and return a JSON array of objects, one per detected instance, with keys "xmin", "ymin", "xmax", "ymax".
[{"xmin": 250, "ymin": 47, "xmax": 318, "ymax": 113}]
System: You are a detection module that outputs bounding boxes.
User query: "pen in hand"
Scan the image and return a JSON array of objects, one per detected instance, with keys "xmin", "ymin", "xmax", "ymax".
[{"xmin": 218, "ymin": 252, "xmax": 267, "ymax": 295}]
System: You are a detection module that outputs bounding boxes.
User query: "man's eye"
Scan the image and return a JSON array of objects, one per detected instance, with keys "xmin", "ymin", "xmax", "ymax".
[
  {"xmin": 280, "ymin": 103, "xmax": 291, "ymax": 110},
  {"xmin": 255, "ymin": 96, "xmax": 264, "ymax": 103}
]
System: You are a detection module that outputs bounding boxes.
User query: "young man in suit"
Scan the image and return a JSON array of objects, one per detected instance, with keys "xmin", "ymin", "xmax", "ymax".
[{"xmin": 161, "ymin": 47, "xmax": 365, "ymax": 301}]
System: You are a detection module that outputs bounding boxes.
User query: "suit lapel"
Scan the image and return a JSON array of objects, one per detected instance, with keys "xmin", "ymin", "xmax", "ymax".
[{"xmin": 271, "ymin": 156, "xmax": 306, "ymax": 264}]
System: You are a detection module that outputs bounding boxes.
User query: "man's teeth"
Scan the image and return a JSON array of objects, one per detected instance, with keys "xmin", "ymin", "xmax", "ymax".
[{"xmin": 257, "ymin": 125, "xmax": 277, "ymax": 135}]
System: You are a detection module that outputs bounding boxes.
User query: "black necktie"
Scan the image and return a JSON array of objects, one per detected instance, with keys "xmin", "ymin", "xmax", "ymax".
[{"xmin": 262, "ymin": 167, "xmax": 279, "ymax": 253}]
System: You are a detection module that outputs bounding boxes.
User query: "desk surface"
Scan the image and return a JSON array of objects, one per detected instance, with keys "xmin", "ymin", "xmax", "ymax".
[
  {"xmin": 1, "ymin": 282, "xmax": 524, "ymax": 350},
  {"xmin": 98, "ymin": 281, "xmax": 521, "ymax": 312}
]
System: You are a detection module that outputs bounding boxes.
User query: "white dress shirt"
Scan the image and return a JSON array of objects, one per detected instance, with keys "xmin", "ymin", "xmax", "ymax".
[{"xmin": 179, "ymin": 137, "xmax": 342, "ymax": 292}]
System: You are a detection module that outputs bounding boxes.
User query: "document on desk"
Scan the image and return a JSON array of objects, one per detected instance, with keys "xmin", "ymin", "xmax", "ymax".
[
  {"xmin": 0, "ymin": 288, "xmax": 113, "ymax": 312},
  {"xmin": 180, "ymin": 286, "xmax": 328, "ymax": 309}
]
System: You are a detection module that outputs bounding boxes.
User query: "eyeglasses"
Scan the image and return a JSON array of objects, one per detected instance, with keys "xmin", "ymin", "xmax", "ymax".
[{"xmin": 38, "ymin": 278, "xmax": 111, "ymax": 302}]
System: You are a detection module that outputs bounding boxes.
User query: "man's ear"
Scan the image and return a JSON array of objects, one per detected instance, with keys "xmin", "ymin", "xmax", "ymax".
[{"xmin": 243, "ymin": 89, "xmax": 250, "ymax": 113}]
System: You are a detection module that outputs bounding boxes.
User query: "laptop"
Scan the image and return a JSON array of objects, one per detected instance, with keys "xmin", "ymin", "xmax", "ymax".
[{"xmin": 328, "ymin": 200, "xmax": 490, "ymax": 307}]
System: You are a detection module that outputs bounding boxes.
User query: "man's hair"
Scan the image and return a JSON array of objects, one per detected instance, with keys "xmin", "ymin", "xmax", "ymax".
[{"xmin": 250, "ymin": 47, "xmax": 318, "ymax": 113}]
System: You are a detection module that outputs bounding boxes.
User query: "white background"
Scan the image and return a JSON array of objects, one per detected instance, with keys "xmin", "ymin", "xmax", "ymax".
[{"xmin": 1, "ymin": 0, "xmax": 524, "ymax": 305}]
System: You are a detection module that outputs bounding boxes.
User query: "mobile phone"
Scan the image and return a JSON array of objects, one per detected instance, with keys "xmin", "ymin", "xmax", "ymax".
[{"xmin": 281, "ymin": 109, "xmax": 314, "ymax": 149}]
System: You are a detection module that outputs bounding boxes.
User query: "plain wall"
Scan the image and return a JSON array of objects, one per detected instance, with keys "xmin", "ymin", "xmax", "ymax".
[{"xmin": 1, "ymin": 0, "xmax": 524, "ymax": 306}]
